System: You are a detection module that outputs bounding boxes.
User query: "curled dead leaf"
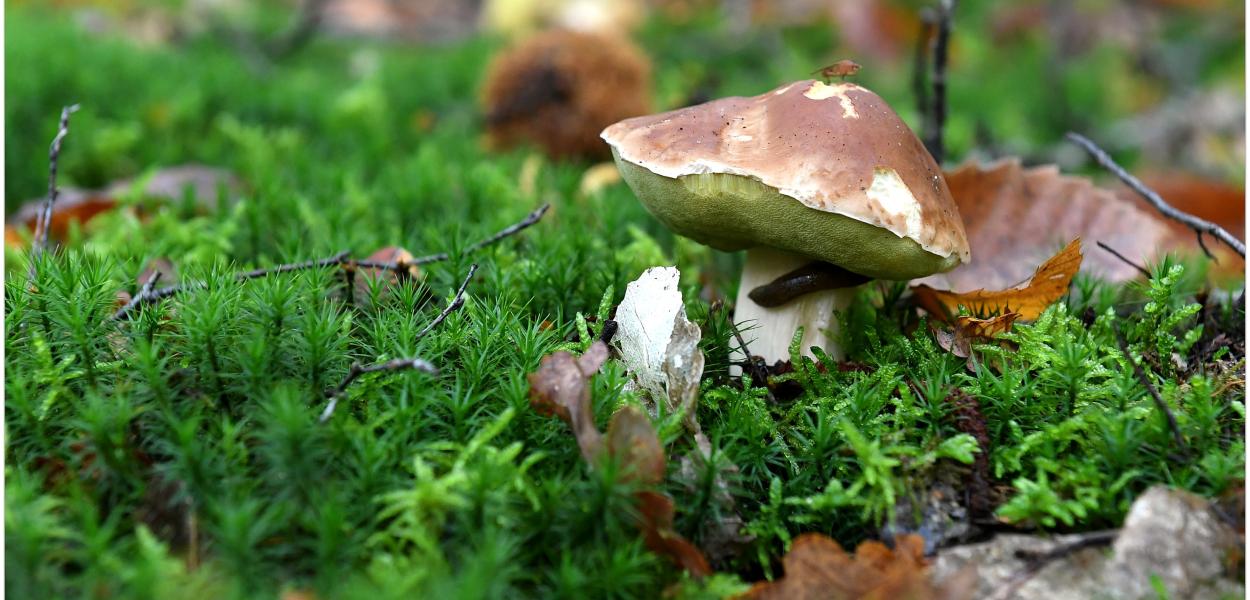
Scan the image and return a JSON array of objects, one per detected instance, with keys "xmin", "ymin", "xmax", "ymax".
[
  {"xmin": 605, "ymin": 406, "xmax": 666, "ymax": 486},
  {"xmin": 527, "ymin": 345, "xmax": 712, "ymax": 576},
  {"xmin": 914, "ymin": 239, "xmax": 1083, "ymax": 323},
  {"xmin": 743, "ymin": 533, "xmax": 936, "ymax": 600},
  {"xmin": 636, "ymin": 489, "xmax": 713, "ymax": 577},
  {"xmin": 932, "ymin": 313, "xmax": 1021, "ymax": 360},
  {"xmin": 527, "ymin": 341, "xmax": 609, "ymax": 463}
]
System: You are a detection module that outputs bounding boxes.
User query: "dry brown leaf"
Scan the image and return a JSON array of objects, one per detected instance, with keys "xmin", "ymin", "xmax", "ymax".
[
  {"xmin": 527, "ymin": 346, "xmax": 712, "ymax": 576},
  {"xmin": 914, "ymin": 239, "xmax": 1083, "ymax": 323},
  {"xmin": 6, "ymin": 193, "xmax": 118, "ymax": 249},
  {"xmin": 743, "ymin": 533, "xmax": 935, "ymax": 600},
  {"xmin": 605, "ymin": 406, "xmax": 666, "ymax": 486},
  {"xmin": 932, "ymin": 313, "xmax": 1021, "ymax": 360},
  {"xmin": 636, "ymin": 489, "xmax": 713, "ymax": 577},
  {"xmin": 933, "ymin": 160, "xmax": 1182, "ymax": 291},
  {"xmin": 528, "ymin": 341, "xmax": 609, "ymax": 463},
  {"xmin": 6, "ymin": 164, "xmax": 239, "ymax": 250}
]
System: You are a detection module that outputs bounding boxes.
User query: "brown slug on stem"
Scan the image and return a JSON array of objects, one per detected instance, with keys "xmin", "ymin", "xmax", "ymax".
[{"xmin": 747, "ymin": 261, "xmax": 871, "ymax": 307}]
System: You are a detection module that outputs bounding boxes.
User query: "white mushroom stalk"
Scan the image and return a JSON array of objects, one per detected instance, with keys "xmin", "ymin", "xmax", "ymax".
[{"xmin": 731, "ymin": 247, "xmax": 858, "ymax": 369}]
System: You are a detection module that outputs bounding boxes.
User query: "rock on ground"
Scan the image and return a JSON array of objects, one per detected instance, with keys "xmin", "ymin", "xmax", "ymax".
[{"xmin": 930, "ymin": 486, "xmax": 1244, "ymax": 600}]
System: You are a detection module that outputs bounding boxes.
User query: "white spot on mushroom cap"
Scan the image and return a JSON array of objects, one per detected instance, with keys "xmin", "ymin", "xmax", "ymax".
[
  {"xmin": 802, "ymin": 81, "xmax": 859, "ymax": 119},
  {"xmin": 866, "ymin": 167, "xmax": 922, "ymax": 241}
]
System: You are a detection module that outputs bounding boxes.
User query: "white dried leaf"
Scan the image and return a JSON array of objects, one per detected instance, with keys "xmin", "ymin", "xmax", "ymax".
[{"xmin": 612, "ymin": 267, "xmax": 705, "ymax": 430}]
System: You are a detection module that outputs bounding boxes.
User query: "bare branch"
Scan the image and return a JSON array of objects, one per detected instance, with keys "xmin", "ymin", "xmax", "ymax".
[
  {"xmin": 1067, "ymin": 132, "xmax": 1245, "ymax": 259},
  {"xmin": 1114, "ymin": 324, "xmax": 1188, "ymax": 455},
  {"xmin": 413, "ymin": 264, "xmax": 479, "ymax": 341},
  {"xmin": 113, "ymin": 250, "xmax": 352, "ymax": 320},
  {"xmin": 319, "ymin": 357, "xmax": 439, "ymax": 423},
  {"xmin": 1096, "ymin": 241, "xmax": 1151, "ymax": 279},
  {"xmin": 235, "ymin": 250, "xmax": 351, "ymax": 281},
  {"xmin": 923, "ymin": 0, "xmax": 956, "ymax": 164},
  {"xmin": 110, "ymin": 271, "xmax": 164, "ymax": 321},
  {"xmin": 30, "ymin": 104, "xmax": 81, "ymax": 276},
  {"xmin": 411, "ymin": 203, "xmax": 551, "ymax": 265}
]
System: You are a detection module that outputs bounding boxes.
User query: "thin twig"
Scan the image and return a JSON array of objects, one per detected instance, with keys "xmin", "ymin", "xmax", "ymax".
[
  {"xmin": 117, "ymin": 204, "xmax": 545, "ymax": 319},
  {"xmin": 1114, "ymin": 325, "xmax": 1188, "ymax": 455},
  {"xmin": 990, "ymin": 531, "xmax": 1117, "ymax": 600},
  {"xmin": 235, "ymin": 251, "xmax": 351, "ymax": 281},
  {"xmin": 1096, "ymin": 241, "xmax": 1151, "ymax": 279},
  {"xmin": 413, "ymin": 264, "xmax": 478, "ymax": 341},
  {"xmin": 1067, "ymin": 132, "xmax": 1246, "ymax": 259},
  {"xmin": 110, "ymin": 271, "xmax": 164, "ymax": 321},
  {"xmin": 923, "ymin": 0, "xmax": 956, "ymax": 164},
  {"xmin": 29, "ymin": 104, "xmax": 81, "ymax": 278},
  {"xmin": 410, "ymin": 203, "xmax": 551, "ymax": 265},
  {"xmin": 318, "ymin": 357, "xmax": 439, "ymax": 423},
  {"xmin": 114, "ymin": 250, "xmax": 352, "ymax": 320}
]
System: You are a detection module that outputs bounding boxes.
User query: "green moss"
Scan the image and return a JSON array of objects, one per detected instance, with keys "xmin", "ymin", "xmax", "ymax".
[{"xmin": 3, "ymin": 5, "xmax": 1244, "ymax": 599}]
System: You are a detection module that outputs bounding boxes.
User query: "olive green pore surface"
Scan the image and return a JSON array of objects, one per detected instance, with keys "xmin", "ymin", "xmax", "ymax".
[{"xmin": 613, "ymin": 152, "xmax": 961, "ymax": 280}]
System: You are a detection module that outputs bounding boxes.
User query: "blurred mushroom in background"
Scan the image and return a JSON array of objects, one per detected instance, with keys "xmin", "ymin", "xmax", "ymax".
[{"xmin": 482, "ymin": 29, "xmax": 652, "ymax": 160}]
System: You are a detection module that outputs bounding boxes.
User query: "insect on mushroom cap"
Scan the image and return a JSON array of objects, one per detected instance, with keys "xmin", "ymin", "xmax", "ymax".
[{"xmin": 600, "ymin": 79, "xmax": 970, "ymax": 281}]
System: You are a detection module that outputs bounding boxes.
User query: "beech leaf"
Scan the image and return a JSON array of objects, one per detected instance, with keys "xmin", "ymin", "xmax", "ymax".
[
  {"xmin": 929, "ymin": 160, "xmax": 1182, "ymax": 291},
  {"xmin": 527, "ymin": 341, "xmax": 609, "ymax": 463},
  {"xmin": 913, "ymin": 239, "xmax": 1083, "ymax": 323}
]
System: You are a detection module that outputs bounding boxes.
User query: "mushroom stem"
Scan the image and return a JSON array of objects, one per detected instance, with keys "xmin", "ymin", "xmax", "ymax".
[{"xmin": 731, "ymin": 247, "xmax": 857, "ymax": 372}]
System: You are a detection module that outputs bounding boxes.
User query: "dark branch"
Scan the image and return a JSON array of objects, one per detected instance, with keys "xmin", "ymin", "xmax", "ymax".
[
  {"xmin": 235, "ymin": 251, "xmax": 351, "ymax": 281},
  {"xmin": 912, "ymin": 11, "xmax": 935, "ymax": 127},
  {"xmin": 116, "ymin": 204, "xmax": 545, "ymax": 319},
  {"xmin": 410, "ymin": 203, "xmax": 551, "ymax": 265},
  {"xmin": 1096, "ymin": 241, "xmax": 1151, "ymax": 279},
  {"xmin": 923, "ymin": 0, "xmax": 956, "ymax": 164},
  {"xmin": 30, "ymin": 104, "xmax": 81, "ymax": 275},
  {"xmin": 413, "ymin": 264, "xmax": 478, "ymax": 341},
  {"xmin": 1114, "ymin": 325, "xmax": 1187, "ymax": 455},
  {"xmin": 1067, "ymin": 132, "xmax": 1245, "ymax": 259},
  {"xmin": 319, "ymin": 357, "xmax": 439, "ymax": 423},
  {"xmin": 114, "ymin": 251, "xmax": 352, "ymax": 320},
  {"xmin": 992, "ymin": 531, "xmax": 1117, "ymax": 600},
  {"xmin": 110, "ymin": 271, "xmax": 164, "ymax": 321}
]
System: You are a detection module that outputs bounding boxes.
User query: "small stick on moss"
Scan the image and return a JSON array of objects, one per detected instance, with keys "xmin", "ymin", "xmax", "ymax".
[
  {"xmin": 319, "ymin": 357, "xmax": 439, "ymax": 423},
  {"xmin": 29, "ymin": 104, "xmax": 81, "ymax": 278},
  {"xmin": 1067, "ymin": 132, "xmax": 1245, "ymax": 259},
  {"xmin": 236, "ymin": 250, "xmax": 353, "ymax": 280},
  {"xmin": 1114, "ymin": 325, "xmax": 1188, "ymax": 455},
  {"xmin": 409, "ymin": 203, "xmax": 551, "ymax": 265},
  {"xmin": 114, "ymin": 251, "xmax": 353, "ymax": 320},
  {"xmin": 110, "ymin": 271, "xmax": 165, "ymax": 321},
  {"xmin": 1096, "ymin": 241, "xmax": 1151, "ymax": 279},
  {"xmin": 414, "ymin": 264, "xmax": 478, "ymax": 341}
]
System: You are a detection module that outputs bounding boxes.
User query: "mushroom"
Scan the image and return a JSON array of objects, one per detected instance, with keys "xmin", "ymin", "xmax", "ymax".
[{"xmin": 600, "ymin": 79, "xmax": 970, "ymax": 366}]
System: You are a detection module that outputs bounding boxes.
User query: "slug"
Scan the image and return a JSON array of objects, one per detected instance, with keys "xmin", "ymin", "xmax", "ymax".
[{"xmin": 748, "ymin": 261, "xmax": 871, "ymax": 307}]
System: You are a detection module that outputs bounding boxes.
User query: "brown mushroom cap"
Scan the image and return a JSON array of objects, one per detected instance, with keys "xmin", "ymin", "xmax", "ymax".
[{"xmin": 601, "ymin": 80, "xmax": 971, "ymax": 280}]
